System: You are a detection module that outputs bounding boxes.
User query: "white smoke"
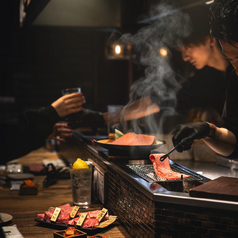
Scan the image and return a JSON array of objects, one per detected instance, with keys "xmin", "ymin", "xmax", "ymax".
[{"xmin": 111, "ymin": 2, "xmax": 192, "ymax": 135}]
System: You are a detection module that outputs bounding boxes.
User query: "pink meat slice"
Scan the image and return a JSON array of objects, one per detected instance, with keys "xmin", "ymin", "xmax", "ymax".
[
  {"xmin": 68, "ymin": 217, "xmax": 100, "ymax": 228},
  {"xmin": 37, "ymin": 214, "xmax": 45, "ymax": 220},
  {"xmin": 86, "ymin": 210, "xmax": 109, "ymax": 220},
  {"xmin": 149, "ymin": 154, "xmax": 190, "ymax": 180},
  {"xmin": 42, "ymin": 203, "xmax": 74, "ymax": 223},
  {"xmin": 110, "ymin": 132, "xmax": 155, "ymax": 146},
  {"xmin": 82, "ymin": 218, "xmax": 99, "ymax": 228},
  {"xmin": 68, "ymin": 217, "xmax": 79, "ymax": 226}
]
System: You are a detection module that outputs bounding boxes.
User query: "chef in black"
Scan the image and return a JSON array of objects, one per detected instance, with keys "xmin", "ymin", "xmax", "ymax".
[
  {"xmin": 124, "ymin": 5, "xmax": 230, "ymax": 126},
  {"xmin": 172, "ymin": 0, "xmax": 238, "ymax": 158},
  {"xmin": 66, "ymin": 5, "xmax": 230, "ymax": 133}
]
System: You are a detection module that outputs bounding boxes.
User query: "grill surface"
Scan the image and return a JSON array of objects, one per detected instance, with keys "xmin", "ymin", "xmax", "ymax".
[{"xmin": 127, "ymin": 161, "xmax": 203, "ymax": 183}]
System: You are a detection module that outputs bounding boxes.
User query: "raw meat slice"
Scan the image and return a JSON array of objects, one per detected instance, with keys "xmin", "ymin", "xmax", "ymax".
[
  {"xmin": 110, "ymin": 132, "xmax": 155, "ymax": 146},
  {"xmin": 68, "ymin": 217, "xmax": 100, "ymax": 228},
  {"xmin": 68, "ymin": 217, "xmax": 79, "ymax": 226},
  {"xmin": 87, "ymin": 210, "xmax": 109, "ymax": 220},
  {"xmin": 149, "ymin": 154, "xmax": 190, "ymax": 180},
  {"xmin": 57, "ymin": 211, "xmax": 71, "ymax": 223},
  {"xmin": 82, "ymin": 218, "xmax": 99, "ymax": 228},
  {"xmin": 37, "ymin": 214, "xmax": 44, "ymax": 220},
  {"xmin": 42, "ymin": 204, "xmax": 73, "ymax": 223},
  {"xmin": 44, "ymin": 210, "xmax": 54, "ymax": 222}
]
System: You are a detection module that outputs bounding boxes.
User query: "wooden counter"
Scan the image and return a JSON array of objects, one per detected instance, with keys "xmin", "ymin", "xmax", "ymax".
[{"xmin": 0, "ymin": 148, "xmax": 131, "ymax": 238}]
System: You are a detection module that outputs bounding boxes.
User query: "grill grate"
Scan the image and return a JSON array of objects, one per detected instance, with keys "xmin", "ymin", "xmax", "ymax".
[{"xmin": 127, "ymin": 163, "xmax": 203, "ymax": 183}]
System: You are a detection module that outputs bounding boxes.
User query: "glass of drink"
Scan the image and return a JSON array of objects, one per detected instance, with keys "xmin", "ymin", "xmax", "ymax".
[
  {"xmin": 107, "ymin": 105, "xmax": 124, "ymax": 135},
  {"xmin": 70, "ymin": 160, "xmax": 92, "ymax": 208},
  {"xmin": 62, "ymin": 87, "xmax": 82, "ymax": 128},
  {"xmin": 62, "ymin": 87, "xmax": 81, "ymax": 95}
]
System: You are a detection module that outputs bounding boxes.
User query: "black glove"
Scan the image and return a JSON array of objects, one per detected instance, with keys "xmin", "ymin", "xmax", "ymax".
[{"xmin": 172, "ymin": 121, "xmax": 210, "ymax": 152}]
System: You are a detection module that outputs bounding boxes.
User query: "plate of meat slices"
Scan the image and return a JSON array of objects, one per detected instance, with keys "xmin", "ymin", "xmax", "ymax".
[
  {"xmin": 94, "ymin": 132, "xmax": 165, "ymax": 156},
  {"xmin": 35, "ymin": 203, "xmax": 117, "ymax": 233}
]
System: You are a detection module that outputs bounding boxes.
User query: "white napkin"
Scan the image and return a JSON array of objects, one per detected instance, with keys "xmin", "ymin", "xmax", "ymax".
[{"xmin": 2, "ymin": 225, "xmax": 24, "ymax": 238}]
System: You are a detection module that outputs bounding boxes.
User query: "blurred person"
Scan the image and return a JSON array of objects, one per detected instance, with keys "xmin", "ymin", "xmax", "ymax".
[
  {"xmin": 171, "ymin": 0, "xmax": 238, "ymax": 158},
  {"xmin": 123, "ymin": 5, "xmax": 230, "ymax": 126},
  {"xmin": 0, "ymin": 92, "xmax": 85, "ymax": 164}
]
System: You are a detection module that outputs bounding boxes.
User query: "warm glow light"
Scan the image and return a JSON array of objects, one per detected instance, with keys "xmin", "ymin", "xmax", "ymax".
[
  {"xmin": 159, "ymin": 48, "xmax": 168, "ymax": 57},
  {"xmin": 205, "ymin": 0, "xmax": 214, "ymax": 4},
  {"xmin": 115, "ymin": 45, "xmax": 121, "ymax": 54}
]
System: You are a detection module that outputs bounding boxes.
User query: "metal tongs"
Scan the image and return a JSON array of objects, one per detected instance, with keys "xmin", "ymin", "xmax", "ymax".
[
  {"xmin": 160, "ymin": 132, "xmax": 197, "ymax": 162},
  {"xmin": 160, "ymin": 144, "xmax": 181, "ymax": 162}
]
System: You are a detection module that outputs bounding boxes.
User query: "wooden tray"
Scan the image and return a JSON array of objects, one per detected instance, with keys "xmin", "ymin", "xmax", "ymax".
[{"xmin": 189, "ymin": 176, "xmax": 238, "ymax": 202}]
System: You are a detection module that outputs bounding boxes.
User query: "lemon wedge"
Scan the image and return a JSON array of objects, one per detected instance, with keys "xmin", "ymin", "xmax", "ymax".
[
  {"xmin": 115, "ymin": 129, "xmax": 124, "ymax": 140},
  {"xmin": 72, "ymin": 158, "xmax": 89, "ymax": 169}
]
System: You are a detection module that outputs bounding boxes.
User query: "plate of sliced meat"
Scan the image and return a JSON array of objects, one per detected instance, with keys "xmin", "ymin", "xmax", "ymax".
[
  {"xmin": 94, "ymin": 132, "xmax": 165, "ymax": 155},
  {"xmin": 35, "ymin": 203, "xmax": 117, "ymax": 232}
]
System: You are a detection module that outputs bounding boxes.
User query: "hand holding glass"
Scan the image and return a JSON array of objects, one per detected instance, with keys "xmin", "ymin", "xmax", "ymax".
[{"xmin": 61, "ymin": 87, "xmax": 83, "ymax": 128}]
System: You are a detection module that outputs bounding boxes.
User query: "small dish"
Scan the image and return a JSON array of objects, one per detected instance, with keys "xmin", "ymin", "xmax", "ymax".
[
  {"xmin": 19, "ymin": 184, "xmax": 38, "ymax": 195},
  {"xmin": 54, "ymin": 229, "xmax": 87, "ymax": 238},
  {"xmin": 0, "ymin": 213, "xmax": 13, "ymax": 226}
]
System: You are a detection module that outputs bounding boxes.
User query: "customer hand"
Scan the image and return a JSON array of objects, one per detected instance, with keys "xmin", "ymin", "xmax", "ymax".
[
  {"xmin": 172, "ymin": 121, "xmax": 210, "ymax": 152},
  {"xmin": 51, "ymin": 93, "xmax": 86, "ymax": 118},
  {"xmin": 48, "ymin": 122, "xmax": 73, "ymax": 142}
]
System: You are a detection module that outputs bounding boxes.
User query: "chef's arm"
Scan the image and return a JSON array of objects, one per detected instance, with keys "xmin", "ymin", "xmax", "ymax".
[
  {"xmin": 172, "ymin": 121, "xmax": 237, "ymax": 157},
  {"xmin": 203, "ymin": 122, "xmax": 236, "ymax": 157},
  {"xmin": 88, "ymin": 96, "xmax": 160, "ymax": 126},
  {"xmin": 123, "ymin": 96, "xmax": 160, "ymax": 121}
]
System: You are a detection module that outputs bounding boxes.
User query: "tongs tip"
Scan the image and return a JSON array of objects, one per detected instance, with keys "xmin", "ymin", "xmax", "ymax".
[{"xmin": 160, "ymin": 155, "xmax": 168, "ymax": 161}]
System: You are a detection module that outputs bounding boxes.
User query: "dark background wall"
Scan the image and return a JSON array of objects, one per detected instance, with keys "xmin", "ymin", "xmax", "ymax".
[
  {"xmin": 8, "ymin": 27, "xmax": 130, "ymax": 111},
  {"xmin": 0, "ymin": 0, "xmax": 203, "ymax": 121},
  {"xmin": 0, "ymin": 0, "xmax": 148, "ymax": 121}
]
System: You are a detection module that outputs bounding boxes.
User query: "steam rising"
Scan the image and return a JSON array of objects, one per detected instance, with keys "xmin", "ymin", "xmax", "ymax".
[{"xmin": 110, "ymin": 2, "xmax": 192, "ymax": 134}]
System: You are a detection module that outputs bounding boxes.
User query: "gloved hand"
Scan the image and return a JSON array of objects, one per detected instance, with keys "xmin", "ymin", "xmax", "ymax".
[{"xmin": 172, "ymin": 121, "xmax": 210, "ymax": 152}]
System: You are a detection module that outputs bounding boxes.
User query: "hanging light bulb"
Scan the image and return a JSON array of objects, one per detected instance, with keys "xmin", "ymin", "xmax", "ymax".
[
  {"xmin": 115, "ymin": 45, "xmax": 121, "ymax": 55},
  {"xmin": 106, "ymin": 42, "xmax": 131, "ymax": 60},
  {"xmin": 159, "ymin": 48, "xmax": 168, "ymax": 57}
]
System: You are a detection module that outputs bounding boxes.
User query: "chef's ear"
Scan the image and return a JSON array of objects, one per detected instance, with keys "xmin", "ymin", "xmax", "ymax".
[{"xmin": 210, "ymin": 37, "xmax": 216, "ymax": 47}]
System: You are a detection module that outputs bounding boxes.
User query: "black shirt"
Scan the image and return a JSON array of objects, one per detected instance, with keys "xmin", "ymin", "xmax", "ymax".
[
  {"xmin": 175, "ymin": 66, "xmax": 227, "ymax": 116},
  {"xmin": 0, "ymin": 106, "xmax": 60, "ymax": 164},
  {"xmin": 222, "ymin": 67, "xmax": 238, "ymax": 157},
  {"xmin": 150, "ymin": 66, "xmax": 227, "ymax": 119}
]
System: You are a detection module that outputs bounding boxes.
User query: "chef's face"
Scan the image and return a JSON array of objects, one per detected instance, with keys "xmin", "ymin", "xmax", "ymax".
[
  {"xmin": 219, "ymin": 39, "xmax": 238, "ymax": 75},
  {"xmin": 180, "ymin": 37, "xmax": 213, "ymax": 69}
]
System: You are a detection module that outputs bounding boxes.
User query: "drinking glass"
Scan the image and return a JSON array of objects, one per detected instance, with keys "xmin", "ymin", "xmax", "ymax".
[
  {"xmin": 70, "ymin": 161, "xmax": 92, "ymax": 208},
  {"xmin": 107, "ymin": 105, "xmax": 124, "ymax": 135},
  {"xmin": 62, "ymin": 87, "xmax": 81, "ymax": 95},
  {"xmin": 62, "ymin": 87, "xmax": 82, "ymax": 128}
]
